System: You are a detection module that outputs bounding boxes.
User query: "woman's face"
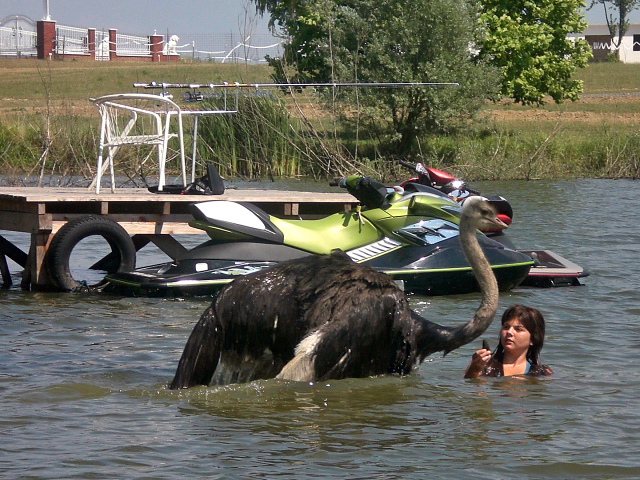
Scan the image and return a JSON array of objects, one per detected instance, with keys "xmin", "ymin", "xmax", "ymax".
[{"xmin": 500, "ymin": 317, "xmax": 532, "ymax": 356}]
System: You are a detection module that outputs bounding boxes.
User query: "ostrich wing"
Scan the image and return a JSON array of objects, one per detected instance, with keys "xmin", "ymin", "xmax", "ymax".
[{"xmin": 169, "ymin": 305, "xmax": 221, "ymax": 389}]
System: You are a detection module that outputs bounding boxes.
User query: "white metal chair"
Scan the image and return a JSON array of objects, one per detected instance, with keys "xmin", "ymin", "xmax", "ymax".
[{"xmin": 89, "ymin": 93, "xmax": 186, "ymax": 193}]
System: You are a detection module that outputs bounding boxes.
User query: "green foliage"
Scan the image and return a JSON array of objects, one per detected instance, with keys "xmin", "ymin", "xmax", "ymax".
[
  {"xmin": 259, "ymin": 0, "xmax": 500, "ymax": 155},
  {"xmin": 392, "ymin": 127, "xmax": 640, "ymax": 181},
  {"xmin": 479, "ymin": 0, "xmax": 593, "ymax": 105},
  {"xmin": 0, "ymin": 113, "xmax": 99, "ymax": 182},
  {"xmin": 0, "ymin": 120, "xmax": 40, "ymax": 169}
]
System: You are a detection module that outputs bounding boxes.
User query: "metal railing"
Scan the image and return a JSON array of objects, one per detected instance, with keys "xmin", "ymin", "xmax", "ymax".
[
  {"xmin": 0, "ymin": 14, "xmax": 282, "ymax": 63},
  {"xmin": 167, "ymin": 33, "xmax": 282, "ymax": 63},
  {"xmin": 116, "ymin": 32, "xmax": 151, "ymax": 57},
  {"xmin": 0, "ymin": 25, "xmax": 37, "ymax": 57},
  {"xmin": 55, "ymin": 25, "xmax": 89, "ymax": 55}
]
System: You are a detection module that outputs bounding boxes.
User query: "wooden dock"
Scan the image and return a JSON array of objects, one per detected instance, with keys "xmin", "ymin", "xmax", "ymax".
[{"xmin": 0, "ymin": 187, "xmax": 357, "ymax": 291}]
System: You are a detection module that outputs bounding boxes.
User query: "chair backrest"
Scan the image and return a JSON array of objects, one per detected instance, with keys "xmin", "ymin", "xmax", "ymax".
[
  {"xmin": 91, "ymin": 92, "xmax": 182, "ymax": 111},
  {"xmin": 90, "ymin": 93, "xmax": 182, "ymax": 148}
]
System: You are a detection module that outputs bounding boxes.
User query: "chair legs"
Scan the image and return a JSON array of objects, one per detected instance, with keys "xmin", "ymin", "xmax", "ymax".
[
  {"xmin": 93, "ymin": 110, "xmax": 108, "ymax": 194},
  {"xmin": 177, "ymin": 113, "xmax": 186, "ymax": 187},
  {"xmin": 157, "ymin": 112, "xmax": 186, "ymax": 192}
]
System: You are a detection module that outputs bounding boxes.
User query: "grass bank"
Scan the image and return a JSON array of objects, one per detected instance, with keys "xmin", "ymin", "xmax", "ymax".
[{"xmin": 1, "ymin": 58, "xmax": 639, "ymax": 183}]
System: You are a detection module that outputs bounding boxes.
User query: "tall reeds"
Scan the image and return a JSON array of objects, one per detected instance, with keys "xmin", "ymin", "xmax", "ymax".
[
  {"xmin": 193, "ymin": 91, "xmax": 367, "ymax": 180},
  {"xmin": 195, "ymin": 93, "xmax": 299, "ymax": 179}
]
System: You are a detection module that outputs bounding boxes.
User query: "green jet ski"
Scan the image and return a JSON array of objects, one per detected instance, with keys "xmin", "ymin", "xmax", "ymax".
[{"xmin": 104, "ymin": 175, "xmax": 537, "ymax": 297}]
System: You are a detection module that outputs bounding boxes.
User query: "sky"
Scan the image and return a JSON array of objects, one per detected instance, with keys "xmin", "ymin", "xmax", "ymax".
[
  {"xmin": 2, "ymin": 0, "xmax": 640, "ymax": 36},
  {"xmin": 1, "ymin": 0, "xmax": 273, "ymax": 36}
]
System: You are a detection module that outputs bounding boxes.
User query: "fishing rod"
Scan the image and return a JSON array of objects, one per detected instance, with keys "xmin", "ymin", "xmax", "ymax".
[{"xmin": 133, "ymin": 81, "xmax": 459, "ymax": 90}]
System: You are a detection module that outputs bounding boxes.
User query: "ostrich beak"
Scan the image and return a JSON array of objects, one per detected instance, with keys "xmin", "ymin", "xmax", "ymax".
[
  {"xmin": 480, "ymin": 212, "xmax": 509, "ymax": 233},
  {"xmin": 492, "ymin": 215, "xmax": 509, "ymax": 230}
]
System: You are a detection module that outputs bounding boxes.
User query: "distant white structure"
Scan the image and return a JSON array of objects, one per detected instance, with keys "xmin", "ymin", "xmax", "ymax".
[
  {"xmin": 569, "ymin": 24, "xmax": 640, "ymax": 63},
  {"xmin": 163, "ymin": 34, "xmax": 179, "ymax": 55},
  {"xmin": 97, "ymin": 36, "xmax": 110, "ymax": 59}
]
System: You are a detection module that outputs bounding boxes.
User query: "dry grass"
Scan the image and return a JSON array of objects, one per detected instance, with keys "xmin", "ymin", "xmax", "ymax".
[{"xmin": 0, "ymin": 58, "xmax": 274, "ymax": 116}]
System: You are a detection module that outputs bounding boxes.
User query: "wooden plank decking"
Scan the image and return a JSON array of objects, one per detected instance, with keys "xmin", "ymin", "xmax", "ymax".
[{"xmin": 0, "ymin": 187, "xmax": 357, "ymax": 290}]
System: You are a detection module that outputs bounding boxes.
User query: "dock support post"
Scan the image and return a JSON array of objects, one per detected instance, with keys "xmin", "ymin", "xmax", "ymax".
[
  {"xmin": 283, "ymin": 203, "xmax": 299, "ymax": 216},
  {"xmin": 0, "ymin": 235, "xmax": 28, "ymax": 268},
  {"xmin": 0, "ymin": 253, "xmax": 10, "ymax": 288},
  {"xmin": 21, "ymin": 232, "xmax": 53, "ymax": 290}
]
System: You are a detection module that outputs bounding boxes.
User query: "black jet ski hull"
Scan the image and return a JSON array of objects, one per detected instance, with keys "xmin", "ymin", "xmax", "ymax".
[
  {"xmin": 104, "ymin": 259, "xmax": 532, "ymax": 297},
  {"xmin": 104, "ymin": 236, "xmax": 534, "ymax": 297},
  {"xmin": 104, "ymin": 260, "xmax": 279, "ymax": 297},
  {"xmin": 105, "ymin": 260, "xmax": 577, "ymax": 296}
]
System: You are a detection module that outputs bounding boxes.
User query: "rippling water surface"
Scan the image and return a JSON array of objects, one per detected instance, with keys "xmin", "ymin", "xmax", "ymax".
[{"xmin": 1, "ymin": 179, "xmax": 639, "ymax": 478}]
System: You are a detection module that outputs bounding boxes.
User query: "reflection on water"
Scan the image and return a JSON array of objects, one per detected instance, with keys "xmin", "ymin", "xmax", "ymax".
[{"xmin": 1, "ymin": 179, "xmax": 640, "ymax": 478}]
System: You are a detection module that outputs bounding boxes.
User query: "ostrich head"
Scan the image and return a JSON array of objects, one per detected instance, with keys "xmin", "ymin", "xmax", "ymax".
[{"xmin": 460, "ymin": 196, "xmax": 508, "ymax": 233}]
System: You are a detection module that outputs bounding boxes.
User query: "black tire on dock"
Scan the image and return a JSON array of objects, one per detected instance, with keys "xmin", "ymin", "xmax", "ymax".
[{"xmin": 45, "ymin": 215, "xmax": 136, "ymax": 291}]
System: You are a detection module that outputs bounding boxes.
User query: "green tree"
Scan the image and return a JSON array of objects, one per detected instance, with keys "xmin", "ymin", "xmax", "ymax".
[
  {"xmin": 253, "ymin": 0, "xmax": 499, "ymax": 155},
  {"xmin": 479, "ymin": 0, "xmax": 592, "ymax": 105},
  {"xmin": 588, "ymin": 0, "xmax": 640, "ymax": 58}
]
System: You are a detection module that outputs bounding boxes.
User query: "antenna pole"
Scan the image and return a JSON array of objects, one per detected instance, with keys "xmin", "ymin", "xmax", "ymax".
[{"xmin": 43, "ymin": 0, "xmax": 51, "ymax": 20}]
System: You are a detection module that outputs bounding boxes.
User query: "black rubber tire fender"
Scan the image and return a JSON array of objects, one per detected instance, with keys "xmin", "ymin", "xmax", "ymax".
[{"xmin": 45, "ymin": 215, "xmax": 136, "ymax": 291}]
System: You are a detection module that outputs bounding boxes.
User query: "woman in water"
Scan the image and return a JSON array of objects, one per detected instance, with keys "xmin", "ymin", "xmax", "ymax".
[{"xmin": 464, "ymin": 304, "xmax": 553, "ymax": 378}]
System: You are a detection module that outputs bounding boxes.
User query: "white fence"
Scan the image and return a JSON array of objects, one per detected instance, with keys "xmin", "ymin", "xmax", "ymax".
[
  {"xmin": 0, "ymin": 14, "xmax": 282, "ymax": 63},
  {"xmin": 55, "ymin": 25, "xmax": 89, "ymax": 55},
  {"xmin": 168, "ymin": 33, "xmax": 282, "ymax": 63},
  {"xmin": 0, "ymin": 15, "xmax": 37, "ymax": 57},
  {"xmin": 115, "ymin": 32, "xmax": 152, "ymax": 57},
  {"xmin": 55, "ymin": 26, "xmax": 150, "ymax": 59}
]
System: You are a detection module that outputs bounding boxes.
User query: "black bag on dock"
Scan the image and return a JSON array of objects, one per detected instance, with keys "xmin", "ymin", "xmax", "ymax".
[{"xmin": 148, "ymin": 163, "xmax": 225, "ymax": 195}]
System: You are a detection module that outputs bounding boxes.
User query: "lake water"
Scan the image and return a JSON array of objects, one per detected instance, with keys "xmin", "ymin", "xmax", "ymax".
[{"xmin": 1, "ymin": 179, "xmax": 639, "ymax": 478}]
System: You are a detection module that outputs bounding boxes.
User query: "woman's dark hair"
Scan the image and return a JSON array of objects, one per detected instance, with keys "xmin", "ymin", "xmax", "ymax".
[{"xmin": 493, "ymin": 305, "xmax": 546, "ymax": 365}]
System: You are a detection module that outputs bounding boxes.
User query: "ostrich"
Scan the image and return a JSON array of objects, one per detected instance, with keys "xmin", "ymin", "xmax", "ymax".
[{"xmin": 169, "ymin": 197, "xmax": 506, "ymax": 389}]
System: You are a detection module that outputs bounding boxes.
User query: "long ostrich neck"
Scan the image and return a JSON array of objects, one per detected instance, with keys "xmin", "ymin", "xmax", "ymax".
[
  {"xmin": 445, "ymin": 218, "xmax": 499, "ymax": 350},
  {"xmin": 412, "ymin": 209, "xmax": 500, "ymax": 358}
]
